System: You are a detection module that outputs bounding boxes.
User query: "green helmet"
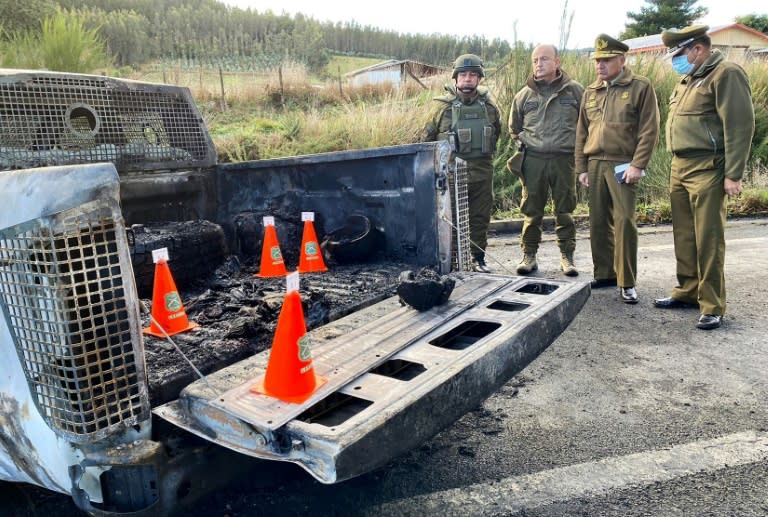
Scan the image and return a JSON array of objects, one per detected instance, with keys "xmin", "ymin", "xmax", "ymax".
[{"xmin": 452, "ymin": 54, "xmax": 484, "ymax": 79}]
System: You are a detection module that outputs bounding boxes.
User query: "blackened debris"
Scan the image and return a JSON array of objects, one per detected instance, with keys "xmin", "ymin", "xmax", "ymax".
[
  {"xmin": 141, "ymin": 259, "xmax": 411, "ymax": 405},
  {"xmin": 321, "ymin": 214, "xmax": 385, "ymax": 264},
  {"xmin": 396, "ymin": 267, "xmax": 456, "ymax": 311}
]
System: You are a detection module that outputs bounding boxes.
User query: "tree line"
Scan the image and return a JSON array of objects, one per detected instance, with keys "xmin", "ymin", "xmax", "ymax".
[
  {"xmin": 2, "ymin": 0, "xmax": 765, "ymax": 74},
  {"xmin": 0, "ymin": 0, "xmax": 512, "ymax": 71}
]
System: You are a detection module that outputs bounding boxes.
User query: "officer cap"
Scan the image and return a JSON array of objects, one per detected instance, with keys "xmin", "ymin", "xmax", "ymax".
[
  {"xmin": 591, "ymin": 34, "xmax": 629, "ymax": 60},
  {"xmin": 452, "ymin": 54, "xmax": 484, "ymax": 79},
  {"xmin": 661, "ymin": 24, "xmax": 709, "ymax": 58}
]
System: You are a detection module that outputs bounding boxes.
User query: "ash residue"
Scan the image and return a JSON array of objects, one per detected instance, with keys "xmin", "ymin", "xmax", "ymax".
[{"xmin": 141, "ymin": 255, "xmax": 410, "ymax": 405}]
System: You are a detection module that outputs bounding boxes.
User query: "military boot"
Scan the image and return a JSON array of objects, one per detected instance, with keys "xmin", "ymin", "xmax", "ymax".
[
  {"xmin": 472, "ymin": 253, "xmax": 491, "ymax": 273},
  {"xmin": 560, "ymin": 251, "xmax": 578, "ymax": 277},
  {"xmin": 516, "ymin": 253, "xmax": 538, "ymax": 275}
]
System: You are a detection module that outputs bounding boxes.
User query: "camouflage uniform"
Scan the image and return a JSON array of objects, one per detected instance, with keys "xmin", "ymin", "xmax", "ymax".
[
  {"xmin": 510, "ymin": 69, "xmax": 584, "ymax": 258},
  {"xmin": 665, "ymin": 49, "xmax": 755, "ymax": 316},
  {"xmin": 575, "ymin": 67, "xmax": 659, "ymax": 288},
  {"xmin": 425, "ymin": 83, "xmax": 502, "ymax": 263}
]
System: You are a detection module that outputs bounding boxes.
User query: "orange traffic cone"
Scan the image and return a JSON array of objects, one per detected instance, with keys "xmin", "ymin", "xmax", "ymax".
[
  {"xmin": 251, "ymin": 274, "xmax": 326, "ymax": 403},
  {"xmin": 143, "ymin": 258, "xmax": 198, "ymax": 337},
  {"xmin": 256, "ymin": 219, "xmax": 287, "ymax": 278},
  {"xmin": 298, "ymin": 213, "xmax": 328, "ymax": 273}
]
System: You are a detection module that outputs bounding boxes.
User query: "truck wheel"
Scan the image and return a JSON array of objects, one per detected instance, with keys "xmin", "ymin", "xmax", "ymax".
[{"xmin": 128, "ymin": 220, "xmax": 227, "ymax": 298}]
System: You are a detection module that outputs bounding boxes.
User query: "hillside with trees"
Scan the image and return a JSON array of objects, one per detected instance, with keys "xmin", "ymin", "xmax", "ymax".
[
  {"xmin": 1, "ymin": 0, "xmax": 511, "ymax": 71},
  {"xmin": 1, "ymin": 0, "xmax": 766, "ymax": 219},
  {"xmin": 3, "ymin": 0, "xmax": 766, "ymax": 73}
]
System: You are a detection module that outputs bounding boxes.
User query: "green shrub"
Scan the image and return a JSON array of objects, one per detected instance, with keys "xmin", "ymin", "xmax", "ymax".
[{"xmin": 0, "ymin": 9, "xmax": 111, "ymax": 72}]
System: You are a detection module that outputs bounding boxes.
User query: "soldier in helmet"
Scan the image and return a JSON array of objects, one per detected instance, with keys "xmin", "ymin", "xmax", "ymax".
[
  {"xmin": 654, "ymin": 25, "xmax": 755, "ymax": 330},
  {"xmin": 575, "ymin": 34, "xmax": 659, "ymax": 304},
  {"xmin": 424, "ymin": 54, "xmax": 502, "ymax": 273}
]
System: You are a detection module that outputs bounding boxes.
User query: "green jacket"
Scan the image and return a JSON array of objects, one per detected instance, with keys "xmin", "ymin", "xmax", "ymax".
[
  {"xmin": 509, "ymin": 69, "xmax": 584, "ymax": 154},
  {"xmin": 575, "ymin": 68, "xmax": 659, "ymax": 173},
  {"xmin": 424, "ymin": 84, "xmax": 502, "ymax": 161},
  {"xmin": 666, "ymin": 49, "xmax": 755, "ymax": 181}
]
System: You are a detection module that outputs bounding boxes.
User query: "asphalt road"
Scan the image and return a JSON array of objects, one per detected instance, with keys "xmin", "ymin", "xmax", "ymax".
[{"xmin": 4, "ymin": 218, "xmax": 768, "ymax": 516}]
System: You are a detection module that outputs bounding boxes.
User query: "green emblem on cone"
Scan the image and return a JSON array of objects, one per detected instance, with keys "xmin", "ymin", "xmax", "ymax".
[
  {"xmin": 164, "ymin": 291, "xmax": 182, "ymax": 312},
  {"xmin": 297, "ymin": 335, "xmax": 312, "ymax": 362}
]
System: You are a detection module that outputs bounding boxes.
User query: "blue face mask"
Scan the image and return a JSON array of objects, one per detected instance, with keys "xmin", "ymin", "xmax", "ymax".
[{"xmin": 672, "ymin": 54, "xmax": 694, "ymax": 75}]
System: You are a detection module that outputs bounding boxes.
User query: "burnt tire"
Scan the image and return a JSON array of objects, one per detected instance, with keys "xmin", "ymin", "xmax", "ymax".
[{"xmin": 129, "ymin": 220, "xmax": 227, "ymax": 298}]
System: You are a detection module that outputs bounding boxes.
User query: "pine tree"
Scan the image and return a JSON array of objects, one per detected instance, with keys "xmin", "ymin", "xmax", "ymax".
[{"xmin": 620, "ymin": 0, "xmax": 707, "ymax": 40}]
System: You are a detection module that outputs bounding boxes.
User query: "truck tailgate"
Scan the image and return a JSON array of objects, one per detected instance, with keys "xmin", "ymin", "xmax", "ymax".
[{"xmin": 154, "ymin": 273, "xmax": 589, "ymax": 483}]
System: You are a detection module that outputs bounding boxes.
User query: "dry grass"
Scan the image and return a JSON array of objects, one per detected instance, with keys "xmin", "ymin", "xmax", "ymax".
[
  {"xmin": 178, "ymin": 55, "xmax": 768, "ymax": 217},
  {"xmin": 197, "ymin": 62, "xmax": 440, "ymax": 161}
]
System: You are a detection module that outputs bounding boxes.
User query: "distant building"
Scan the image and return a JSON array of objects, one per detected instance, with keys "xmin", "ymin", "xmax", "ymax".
[
  {"xmin": 345, "ymin": 60, "xmax": 447, "ymax": 88},
  {"xmin": 624, "ymin": 23, "xmax": 768, "ymax": 60}
]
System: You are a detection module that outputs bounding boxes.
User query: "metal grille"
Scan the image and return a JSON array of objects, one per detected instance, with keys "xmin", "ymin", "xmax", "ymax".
[
  {"xmin": 0, "ymin": 202, "xmax": 150, "ymax": 442},
  {"xmin": 0, "ymin": 70, "xmax": 216, "ymax": 172},
  {"xmin": 450, "ymin": 158, "xmax": 472, "ymax": 271}
]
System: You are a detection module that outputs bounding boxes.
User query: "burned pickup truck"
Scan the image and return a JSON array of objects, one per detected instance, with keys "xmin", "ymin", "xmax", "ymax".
[{"xmin": 0, "ymin": 69, "xmax": 589, "ymax": 515}]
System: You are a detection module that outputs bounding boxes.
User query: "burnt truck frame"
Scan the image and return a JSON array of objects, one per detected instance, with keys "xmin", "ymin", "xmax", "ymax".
[{"xmin": 0, "ymin": 69, "xmax": 589, "ymax": 515}]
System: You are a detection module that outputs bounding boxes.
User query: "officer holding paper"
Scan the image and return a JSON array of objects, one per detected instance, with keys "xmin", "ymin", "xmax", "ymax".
[{"xmin": 574, "ymin": 33, "xmax": 660, "ymax": 304}]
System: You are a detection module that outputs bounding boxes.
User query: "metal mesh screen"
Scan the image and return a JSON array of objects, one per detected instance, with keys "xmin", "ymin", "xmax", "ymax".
[
  {"xmin": 0, "ymin": 202, "xmax": 149, "ymax": 442},
  {"xmin": 0, "ymin": 70, "xmax": 216, "ymax": 172},
  {"xmin": 451, "ymin": 158, "xmax": 472, "ymax": 271}
]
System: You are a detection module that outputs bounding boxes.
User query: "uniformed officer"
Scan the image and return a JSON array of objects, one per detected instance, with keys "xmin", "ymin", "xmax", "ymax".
[
  {"xmin": 424, "ymin": 54, "xmax": 502, "ymax": 273},
  {"xmin": 509, "ymin": 44, "xmax": 584, "ymax": 277},
  {"xmin": 575, "ymin": 34, "xmax": 659, "ymax": 304},
  {"xmin": 654, "ymin": 25, "xmax": 755, "ymax": 330}
]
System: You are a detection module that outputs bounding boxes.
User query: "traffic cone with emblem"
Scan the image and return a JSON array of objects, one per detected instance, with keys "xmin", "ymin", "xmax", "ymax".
[
  {"xmin": 143, "ymin": 248, "xmax": 198, "ymax": 337},
  {"xmin": 256, "ymin": 216, "xmax": 287, "ymax": 278},
  {"xmin": 251, "ymin": 272, "xmax": 326, "ymax": 403},
  {"xmin": 297, "ymin": 211, "xmax": 328, "ymax": 273}
]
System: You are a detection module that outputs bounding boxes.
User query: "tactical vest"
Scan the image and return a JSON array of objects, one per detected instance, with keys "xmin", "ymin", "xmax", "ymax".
[{"xmin": 437, "ymin": 94, "xmax": 495, "ymax": 159}]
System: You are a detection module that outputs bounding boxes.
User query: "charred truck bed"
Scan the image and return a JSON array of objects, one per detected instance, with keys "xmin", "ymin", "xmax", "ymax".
[{"xmin": 0, "ymin": 69, "xmax": 588, "ymax": 516}]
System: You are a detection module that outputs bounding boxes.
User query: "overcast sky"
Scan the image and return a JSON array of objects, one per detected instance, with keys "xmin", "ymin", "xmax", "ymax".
[{"xmin": 222, "ymin": 1, "xmax": 765, "ymax": 49}]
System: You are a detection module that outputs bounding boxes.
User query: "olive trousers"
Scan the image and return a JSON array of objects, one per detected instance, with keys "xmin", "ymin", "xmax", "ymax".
[
  {"xmin": 519, "ymin": 153, "xmax": 577, "ymax": 255},
  {"xmin": 668, "ymin": 155, "xmax": 727, "ymax": 316},
  {"xmin": 466, "ymin": 158, "xmax": 494, "ymax": 255},
  {"xmin": 587, "ymin": 159, "xmax": 638, "ymax": 288}
]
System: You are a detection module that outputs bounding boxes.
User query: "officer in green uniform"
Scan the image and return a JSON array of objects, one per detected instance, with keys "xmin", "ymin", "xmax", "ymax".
[
  {"xmin": 424, "ymin": 54, "xmax": 502, "ymax": 273},
  {"xmin": 654, "ymin": 25, "xmax": 755, "ymax": 330},
  {"xmin": 575, "ymin": 34, "xmax": 659, "ymax": 304},
  {"xmin": 509, "ymin": 44, "xmax": 584, "ymax": 277}
]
